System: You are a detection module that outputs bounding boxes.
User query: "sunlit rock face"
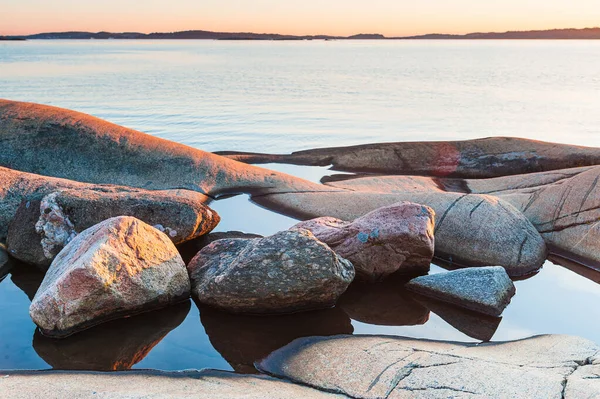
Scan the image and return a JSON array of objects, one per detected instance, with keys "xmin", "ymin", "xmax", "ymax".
[
  {"xmin": 187, "ymin": 230, "xmax": 355, "ymax": 314},
  {"xmin": 6, "ymin": 188, "xmax": 219, "ymax": 269},
  {"xmin": 218, "ymin": 137, "xmax": 600, "ymax": 178},
  {"xmin": 291, "ymin": 202, "xmax": 434, "ymax": 281},
  {"xmin": 258, "ymin": 334, "xmax": 600, "ymax": 399},
  {"xmin": 0, "ymin": 99, "xmax": 332, "ymax": 197},
  {"xmin": 29, "ymin": 216, "xmax": 191, "ymax": 337}
]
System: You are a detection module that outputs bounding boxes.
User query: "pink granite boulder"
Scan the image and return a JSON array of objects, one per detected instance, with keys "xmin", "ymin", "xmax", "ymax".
[{"xmin": 291, "ymin": 202, "xmax": 435, "ymax": 281}]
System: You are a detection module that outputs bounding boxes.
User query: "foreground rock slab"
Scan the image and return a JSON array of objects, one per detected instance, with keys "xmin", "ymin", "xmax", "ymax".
[
  {"xmin": 258, "ymin": 334, "xmax": 600, "ymax": 399},
  {"xmin": 292, "ymin": 202, "xmax": 434, "ymax": 281},
  {"xmin": 7, "ymin": 188, "xmax": 219, "ymax": 269},
  {"xmin": 406, "ymin": 266, "xmax": 516, "ymax": 317},
  {"xmin": 188, "ymin": 230, "xmax": 355, "ymax": 314},
  {"xmin": 218, "ymin": 137, "xmax": 600, "ymax": 178},
  {"xmin": 0, "ymin": 370, "xmax": 347, "ymax": 399},
  {"xmin": 30, "ymin": 217, "xmax": 191, "ymax": 337}
]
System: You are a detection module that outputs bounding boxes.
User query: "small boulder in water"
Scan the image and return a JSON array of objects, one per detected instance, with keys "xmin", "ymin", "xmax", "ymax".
[
  {"xmin": 29, "ymin": 216, "xmax": 191, "ymax": 337},
  {"xmin": 187, "ymin": 229, "xmax": 355, "ymax": 314},
  {"xmin": 406, "ymin": 266, "xmax": 516, "ymax": 317},
  {"xmin": 291, "ymin": 202, "xmax": 435, "ymax": 281}
]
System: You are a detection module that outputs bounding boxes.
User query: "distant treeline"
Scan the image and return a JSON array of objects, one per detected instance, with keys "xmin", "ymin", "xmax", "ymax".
[{"xmin": 4, "ymin": 28, "xmax": 600, "ymax": 41}]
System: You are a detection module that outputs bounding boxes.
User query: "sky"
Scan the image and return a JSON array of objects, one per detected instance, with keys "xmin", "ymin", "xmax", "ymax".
[{"xmin": 1, "ymin": 0, "xmax": 600, "ymax": 37}]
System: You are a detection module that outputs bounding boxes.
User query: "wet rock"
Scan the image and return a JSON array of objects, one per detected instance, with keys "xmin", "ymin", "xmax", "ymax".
[
  {"xmin": 218, "ymin": 137, "xmax": 600, "ymax": 178},
  {"xmin": 33, "ymin": 301, "xmax": 190, "ymax": 371},
  {"xmin": 29, "ymin": 217, "xmax": 191, "ymax": 337},
  {"xmin": 406, "ymin": 267, "xmax": 516, "ymax": 317},
  {"xmin": 177, "ymin": 231, "xmax": 262, "ymax": 264},
  {"xmin": 338, "ymin": 277, "xmax": 429, "ymax": 326},
  {"xmin": 258, "ymin": 334, "xmax": 600, "ymax": 399},
  {"xmin": 254, "ymin": 190, "xmax": 547, "ymax": 277},
  {"xmin": 188, "ymin": 230, "xmax": 355, "ymax": 314},
  {"xmin": 412, "ymin": 294, "xmax": 502, "ymax": 342},
  {"xmin": 0, "ymin": 370, "xmax": 346, "ymax": 399},
  {"xmin": 199, "ymin": 305, "xmax": 353, "ymax": 374},
  {"xmin": 0, "ymin": 100, "xmax": 335, "ymax": 197},
  {"xmin": 0, "ymin": 166, "xmax": 216, "ymax": 243},
  {"xmin": 291, "ymin": 202, "xmax": 434, "ymax": 281},
  {"xmin": 7, "ymin": 189, "xmax": 219, "ymax": 269}
]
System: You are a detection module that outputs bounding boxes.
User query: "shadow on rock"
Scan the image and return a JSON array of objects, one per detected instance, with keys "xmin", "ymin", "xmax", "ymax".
[
  {"xmin": 199, "ymin": 305, "xmax": 353, "ymax": 374},
  {"xmin": 177, "ymin": 231, "xmax": 263, "ymax": 264},
  {"xmin": 33, "ymin": 300, "xmax": 191, "ymax": 371},
  {"xmin": 412, "ymin": 294, "xmax": 502, "ymax": 342},
  {"xmin": 338, "ymin": 275, "xmax": 430, "ymax": 326}
]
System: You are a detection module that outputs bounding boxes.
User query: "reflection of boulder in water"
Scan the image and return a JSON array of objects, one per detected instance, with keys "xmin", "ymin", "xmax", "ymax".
[
  {"xmin": 413, "ymin": 294, "xmax": 501, "ymax": 342},
  {"xmin": 177, "ymin": 231, "xmax": 262, "ymax": 264},
  {"xmin": 9, "ymin": 261, "xmax": 45, "ymax": 301},
  {"xmin": 0, "ymin": 244, "xmax": 12, "ymax": 283},
  {"xmin": 33, "ymin": 300, "xmax": 191, "ymax": 371},
  {"xmin": 338, "ymin": 277, "xmax": 429, "ymax": 326},
  {"xmin": 199, "ymin": 305, "xmax": 353, "ymax": 374}
]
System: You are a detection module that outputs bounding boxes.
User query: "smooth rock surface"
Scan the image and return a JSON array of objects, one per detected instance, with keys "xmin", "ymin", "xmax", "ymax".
[
  {"xmin": 258, "ymin": 334, "xmax": 600, "ymax": 399},
  {"xmin": 0, "ymin": 99, "xmax": 337, "ymax": 197},
  {"xmin": 406, "ymin": 267, "xmax": 516, "ymax": 317},
  {"xmin": 29, "ymin": 217, "xmax": 191, "ymax": 337},
  {"xmin": 0, "ymin": 166, "xmax": 215, "ymax": 243},
  {"xmin": 291, "ymin": 202, "xmax": 434, "ymax": 281},
  {"xmin": 0, "ymin": 370, "xmax": 347, "ymax": 399},
  {"xmin": 218, "ymin": 137, "xmax": 600, "ymax": 177},
  {"xmin": 188, "ymin": 229, "xmax": 355, "ymax": 314},
  {"xmin": 254, "ymin": 190, "xmax": 547, "ymax": 276},
  {"xmin": 177, "ymin": 231, "xmax": 263, "ymax": 264}
]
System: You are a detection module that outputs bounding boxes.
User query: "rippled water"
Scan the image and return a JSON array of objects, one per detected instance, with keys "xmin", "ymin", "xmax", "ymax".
[{"xmin": 1, "ymin": 40, "xmax": 600, "ymax": 372}]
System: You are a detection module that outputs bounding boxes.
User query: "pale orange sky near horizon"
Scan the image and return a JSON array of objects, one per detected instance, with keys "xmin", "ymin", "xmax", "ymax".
[{"xmin": 2, "ymin": 0, "xmax": 600, "ymax": 36}]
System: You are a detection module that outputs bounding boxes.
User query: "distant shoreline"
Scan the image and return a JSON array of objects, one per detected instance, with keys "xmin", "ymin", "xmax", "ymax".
[{"xmin": 4, "ymin": 27, "xmax": 600, "ymax": 41}]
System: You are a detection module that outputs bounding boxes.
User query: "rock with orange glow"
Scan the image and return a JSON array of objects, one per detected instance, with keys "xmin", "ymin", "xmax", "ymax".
[
  {"xmin": 29, "ymin": 216, "xmax": 190, "ymax": 337},
  {"xmin": 218, "ymin": 137, "xmax": 600, "ymax": 178},
  {"xmin": 291, "ymin": 202, "xmax": 435, "ymax": 281}
]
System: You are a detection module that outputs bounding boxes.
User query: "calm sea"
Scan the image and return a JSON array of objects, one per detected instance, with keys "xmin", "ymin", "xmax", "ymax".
[{"xmin": 1, "ymin": 40, "xmax": 600, "ymax": 372}]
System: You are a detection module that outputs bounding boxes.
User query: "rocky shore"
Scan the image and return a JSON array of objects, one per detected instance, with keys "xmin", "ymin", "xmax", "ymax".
[{"xmin": 1, "ymin": 99, "xmax": 600, "ymax": 397}]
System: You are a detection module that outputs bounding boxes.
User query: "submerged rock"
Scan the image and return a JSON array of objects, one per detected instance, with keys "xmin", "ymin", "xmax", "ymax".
[
  {"xmin": 254, "ymin": 190, "xmax": 547, "ymax": 277},
  {"xmin": 7, "ymin": 189, "xmax": 219, "ymax": 269},
  {"xmin": 29, "ymin": 217, "xmax": 191, "ymax": 337},
  {"xmin": 218, "ymin": 137, "xmax": 600, "ymax": 178},
  {"xmin": 33, "ymin": 301, "xmax": 190, "ymax": 371},
  {"xmin": 187, "ymin": 230, "xmax": 355, "ymax": 314},
  {"xmin": 258, "ymin": 334, "xmax": 600, "ymax": 399},
  {"xmin": 200, "ymin": 305, "xmax": 352, "ymax": 374},
  {"xmin": 406, "ymin": 267, "xmax": 516, "ymax": 317},
  {"xmin": 291, "ymin": 202, "xmax": 434, "ymax": 281}
]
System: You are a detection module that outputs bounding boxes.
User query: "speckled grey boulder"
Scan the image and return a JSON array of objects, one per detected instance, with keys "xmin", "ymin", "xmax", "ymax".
[
  {"xmin": 406, "ymin": 266, "xmax": 516, "ymax": 317},
  {"xmin": 187, "ymin": 229, "xmax": 355, "ymax": 314},
  {"xmin": 291, "ymin": 202, "xmax": 434, "ymax": 281},
  {"xmin": 29, "ymin": 216, "xmax": 191, "ymax": 337}
]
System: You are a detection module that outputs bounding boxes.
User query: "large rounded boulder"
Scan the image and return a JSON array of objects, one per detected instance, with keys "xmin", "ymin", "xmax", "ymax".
[
  {"xmin": 187, "ymin": 229, "xmax": 355, "ymax": 314},
  {"xmin": 29, "ymin": 216, "xmax": 191, "ymax": 337},
  {"xmin": 291, "ymin": 202, "xmax": 434, "ymax": 281}
]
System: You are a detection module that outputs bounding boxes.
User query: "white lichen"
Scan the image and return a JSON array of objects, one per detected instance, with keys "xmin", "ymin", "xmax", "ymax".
[
  {"xmin": 35, "ymin": 192, "xmax": 78, "ymax": 259},
  {"xmin": 153, "ymin": 224, "xmax": 178, "ymax": 238}
]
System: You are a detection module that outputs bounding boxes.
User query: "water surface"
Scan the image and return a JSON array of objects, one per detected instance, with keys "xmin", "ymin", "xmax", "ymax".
[{"xmin": 1, "ymin": 40, "xmax": 600, "ymax": 372}]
